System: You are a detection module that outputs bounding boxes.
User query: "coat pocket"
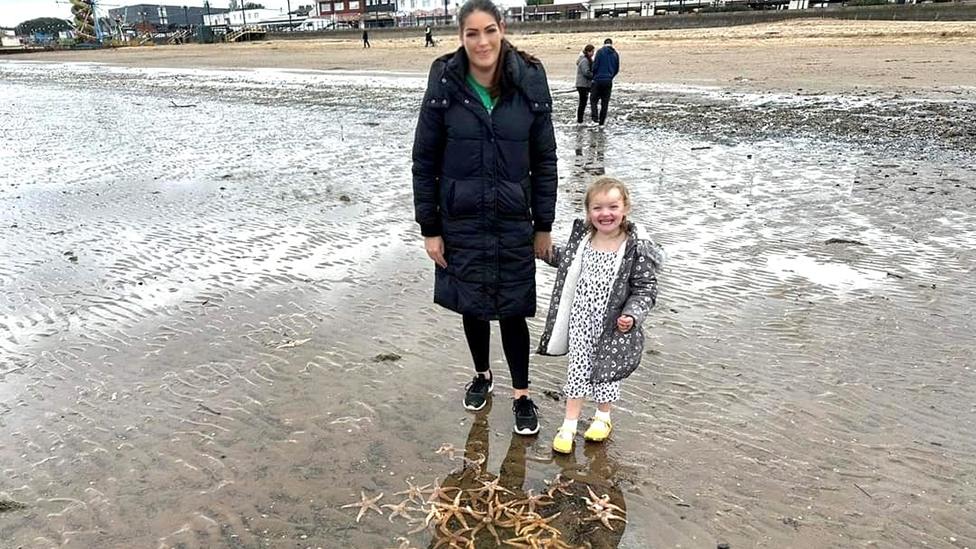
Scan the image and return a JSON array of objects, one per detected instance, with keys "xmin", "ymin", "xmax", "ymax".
[
  {"xmin": 591, "ymin": 326, "xmax": 644, "ymax": 384},
  {"xmin": 444, "ymin": 178, "xmax": 482, "ymax": 219},
  {"xmin": 496, "ymin": 177, "xmax": 531, "ymax": 219}
]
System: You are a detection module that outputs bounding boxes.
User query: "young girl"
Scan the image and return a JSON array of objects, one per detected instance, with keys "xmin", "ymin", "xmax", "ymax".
[{"xmin": 537, "ymin": 177, "xmax": 664, "ymax": 453}]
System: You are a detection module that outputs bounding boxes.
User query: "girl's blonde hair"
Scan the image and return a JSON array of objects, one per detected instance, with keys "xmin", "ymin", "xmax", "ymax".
[{"xmin": 584, "ymin": 177, "xmax": 632, "ymax": 233}]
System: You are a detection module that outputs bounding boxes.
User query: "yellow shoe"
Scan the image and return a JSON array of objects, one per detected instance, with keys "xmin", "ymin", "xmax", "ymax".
[
  {"xmin": 552, "ymin": 426, "xmax": 575, "ymax": 454},
  {"xmin": 584, "ymin": 417, "xmax": 612, "ymax": 442}
]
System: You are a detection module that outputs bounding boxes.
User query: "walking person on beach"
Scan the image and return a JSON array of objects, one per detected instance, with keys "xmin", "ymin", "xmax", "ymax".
[
  {"xmin": 537, "ymin": 177, "xmax": 663, "ymax": 454},
  {"xmin": 590, "ymin": 38, "xmax": 620, "ymax": 126},
  {"xmin": 575, "ymin": 44, "xmax": 595, "ymax": 124},
  {"xmin": 425, "ymin": 24, "xmax": 435, "ymax": 47},
  {"xmin": 362, "ymin": 28, "xmax": 370, "ymax": 48},
  {"xmin": 412, "ymin": 0, "xmax": 558, "ymax": 435}
]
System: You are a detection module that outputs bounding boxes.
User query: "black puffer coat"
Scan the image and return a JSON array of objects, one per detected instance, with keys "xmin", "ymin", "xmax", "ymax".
[{"xmin": 412, "ymin": 45, "xmax": 558, "ymax": 320}]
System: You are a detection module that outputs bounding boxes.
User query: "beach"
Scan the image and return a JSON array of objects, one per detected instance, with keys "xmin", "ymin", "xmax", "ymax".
[{"xmin": 1, "ymin": 18, "xmax": 975, "ymax": 549}]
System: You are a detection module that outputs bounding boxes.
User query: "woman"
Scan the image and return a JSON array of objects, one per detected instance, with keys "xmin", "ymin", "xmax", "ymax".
[
  {"xmin": 575, "ymin": 44, "xmax": 595, "ymax": 124},
  {"xmin": 412, "ymin": 0, "xmax": 558, "ymax": 436}
]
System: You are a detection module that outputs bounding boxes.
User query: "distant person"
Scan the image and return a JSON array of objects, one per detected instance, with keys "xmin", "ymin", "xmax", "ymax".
[
  {"xmin": 362, "ymin": 28, "xmax": 370, "ymax": 48},
  {"xmin": 590, "ymin": 38, "xmax": 620, "ymax": 126},
  {"xmin": 575, "ymin": 44, "xmax": 595, "ymax": 124},
  {"xmin": 425, "ymin": 24, "xmax": 435, "ymax": 47},
  {"xmin": 538, "ymin": 177, "xmax": 664, "ymax": 455}
]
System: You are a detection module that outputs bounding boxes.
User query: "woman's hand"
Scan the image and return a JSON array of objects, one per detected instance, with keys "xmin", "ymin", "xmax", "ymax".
[
  {"xmin": 424, "ymin": 236, "xmax": 447, "ymax": 268},
  {"xmin": 616, "ymin": 315, "xmax": 634, "ymax": 333},
  {"xmin": 534, "ymin": 232, "xmax": 552, "ymax": 262}
]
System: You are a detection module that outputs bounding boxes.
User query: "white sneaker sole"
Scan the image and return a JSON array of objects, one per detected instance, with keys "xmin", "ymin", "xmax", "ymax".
[
  {"xmin": 513, "ymin": 423, "xmax": 540, "ymax": 436},
  {"xmin": 462, "ymin": 382, "xmax": 493, "ymax": 411}
]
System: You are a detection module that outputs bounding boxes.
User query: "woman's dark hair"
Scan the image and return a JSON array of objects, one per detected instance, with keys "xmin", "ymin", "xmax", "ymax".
[
  {"xmin": 584, "ymin": 44, "xmax": 595, "ymax": 54},
  {"xmin": 457, "ymin": 0, "xmax": 539, "ymax": 96},
  {"xmin": 457, "ymin": 0, "xmax": 504, "ymax": 29}
]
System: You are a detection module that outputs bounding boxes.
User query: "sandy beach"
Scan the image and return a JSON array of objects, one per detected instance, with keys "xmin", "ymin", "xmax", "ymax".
[
  {"xmin": 1, "ymin": 17, "xmax": 975, "ymax": 549},
  {"xmin": 11, "ymin": 19, "xmax": 976, "ymax": 93}
]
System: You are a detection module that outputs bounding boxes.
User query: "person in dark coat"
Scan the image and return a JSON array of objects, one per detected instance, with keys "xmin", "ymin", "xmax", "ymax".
[
  {"xmin": 412, "ymin": 0, "xmax": 558, "ymax": 436},
  {"xmin": 362, "ymin": 28, "xmax": 370, "ymax": 48},
  {"xmin": 590, "ymin": 38, "xmax": 620, "ymax": 126},
  {"xmin": 425, "ymin": 24, "xmax": 435, "ymax": 47}
]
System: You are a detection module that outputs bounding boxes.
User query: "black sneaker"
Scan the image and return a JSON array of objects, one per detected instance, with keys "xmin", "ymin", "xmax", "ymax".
[
  {"xmin": 512, "ymin": 396, "xmax": 540, "ymax": 436},
  {"xmin": 463, "ymin": 373, "xmax": 493, "ymax": 411}
]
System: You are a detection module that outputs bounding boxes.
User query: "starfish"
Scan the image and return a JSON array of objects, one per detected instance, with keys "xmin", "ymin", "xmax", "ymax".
[
  {"xmin": 340, "ymin": 490, "xmax": 384, "ymax": 523},
  {"xmin": 582, "ymin": 507, "xmax": 627, "ymax": 531},
  {"xmin": 517, "ymin": 511, "xmax": 561, "ymax": 537},
  {"xmin": 423, "ymin": 501, "xmax": 446, "ymax": 527},
  {"xmin": 432, "ymin": 526, "xmax": 472, "ymax": 549},
  {"xmin": 465, "ymin": 451, "xmax": 486, "ymax": 465},
  {"xmin": 489, "ymin": 498, "xmax": 522, "ymax": 530},
  {"xmin": 519, "ymin": 532, "xmax": 579, "ymax": 549},
  {"xmin": 393, "ymin": 478, "xmax": 432, "ymax": 504},
  {"xmin": 468, "ymin": 476, "xmax": 514, "ymax": 503},
  {"xmin": 458, "ymin": 451, "xmax": 487, "ymax": 473},
  {"xmin": 433, "ymin": 489, "xmax": 471, "ymax": 530},
  {"xmin": 510, "ymin": 489, "xmax": 554, "ymax": 514},
  {"xmin": 426, "ymin": 477, "xmax": 460, "ymax": 504},
  {"xmin": 582, "ymin": 486, "xmax": 624, "ymax": 513},
  {"xmin": 465, "ymin": 497, "xmax": 510, "ymax": 546},
  {"xmin": 405, "ymin": 503, "xmax": 440, "ymax": 535},
  {"xmin": 382, "ymin": 498, "xmax": 419, "ymax": 523},
  {"xmin": 544, "ymin": 474, "xmax": 575, "ymax": 498},
  {"xmin": 502, "ymin": 534, "xmax": 539, "ymax": 548},
  {"xmin": 435, "ymin": 443, "xmax": 459, "ymax": 460},
  {"xmin": 533, "ymin": 533, "xmax": 576, "ymax": 549}
]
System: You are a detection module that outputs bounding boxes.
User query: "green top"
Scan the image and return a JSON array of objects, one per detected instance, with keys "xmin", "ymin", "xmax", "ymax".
[{"xmin": 466, "ymin": 73, "xmax": 499, "ymax": 113}]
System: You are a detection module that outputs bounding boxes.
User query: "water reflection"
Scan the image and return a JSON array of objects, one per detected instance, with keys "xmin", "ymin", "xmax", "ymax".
[
  {"xmin": 425, "ymin": 400, "xmax": 626, "ymax": 548},
  {"xmin": 552, "ymin": 437, "xmax": 628, "ymax": 548},
  {"xmin": 574, "ymin": 126, "xmax": 607, "ymax": 178}
]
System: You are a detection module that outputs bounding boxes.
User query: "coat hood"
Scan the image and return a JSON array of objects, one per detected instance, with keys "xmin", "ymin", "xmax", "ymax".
[{"xmin": 433, "ymin": 42, "xmax": 552, "ymax": 106}]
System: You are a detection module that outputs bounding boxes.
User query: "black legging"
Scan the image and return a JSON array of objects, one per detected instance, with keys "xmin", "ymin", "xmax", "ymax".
[
  {"xmin": 462, "ymin": 315, "xmax": 530, "ymax": 390},
  {"xmin": 590, "ymin": 80, "xmax": 613, "ymax": 125},
  {"xmin": 576, "ymin": 86, "xmax": 590, "ymax": 124}
]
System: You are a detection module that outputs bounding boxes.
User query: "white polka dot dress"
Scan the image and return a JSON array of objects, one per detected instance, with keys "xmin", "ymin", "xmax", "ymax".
[{"xmin": 565, "ymin": 241, "xmax": 621, "ymax": 403}]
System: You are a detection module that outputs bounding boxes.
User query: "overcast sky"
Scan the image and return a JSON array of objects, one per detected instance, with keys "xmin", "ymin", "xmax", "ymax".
[{"xmin": 0, "ymin": 0, "xmax": 296, "ymax": 28}]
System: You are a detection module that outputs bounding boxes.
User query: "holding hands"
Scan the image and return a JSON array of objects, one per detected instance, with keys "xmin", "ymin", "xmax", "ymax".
[{"xmin": 534, "ymin": 232, "xmax": 552, "ymax": 262}]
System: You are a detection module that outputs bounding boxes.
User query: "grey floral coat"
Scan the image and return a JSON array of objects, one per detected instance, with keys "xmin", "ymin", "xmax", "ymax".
[{"xmin": 537, "ymin": 219, "xmax": 664, "ymax": 384}]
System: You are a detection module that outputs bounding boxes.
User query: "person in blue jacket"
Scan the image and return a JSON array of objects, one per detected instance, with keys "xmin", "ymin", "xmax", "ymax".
[
  {"xmin": 589, "ymin": 38, "xmax": 620, "ymax": 126},
  {"xmin": 412, "ymin": 0, "xmax": 558, "ymax": 436}
]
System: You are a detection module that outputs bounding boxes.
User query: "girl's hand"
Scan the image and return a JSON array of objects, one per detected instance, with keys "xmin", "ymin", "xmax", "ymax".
[
  {"xmin": 616, "ymin": 315, "xmax": 634, "ymax": 333},
  {"xmin": 534, "ymin": 232, "xmax": 552, "ymax": 261},
  {"xmin": 425, "ymin": 236, "xmax": 447, "ymax": 268}
]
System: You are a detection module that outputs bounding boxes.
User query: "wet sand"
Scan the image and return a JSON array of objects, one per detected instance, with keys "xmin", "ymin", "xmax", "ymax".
[{"xmin": 2, "ymin": 20, "xmax": 976, "ymax": 549}]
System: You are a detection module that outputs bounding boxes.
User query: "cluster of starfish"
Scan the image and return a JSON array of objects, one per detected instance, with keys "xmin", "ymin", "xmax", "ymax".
[
  {"xmin": 339, "ymin": 444, "xmax": 627, "ymax": 548},
  {"xmin": 581, "ymin": 486, "xmax": 628, "ymax": 531}
]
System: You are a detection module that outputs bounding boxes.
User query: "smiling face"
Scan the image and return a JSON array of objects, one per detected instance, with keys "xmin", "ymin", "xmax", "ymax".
[
  {"xmin": 460, "ymin": 9, "xmax": 504, "ymax": 74},
  {"xmin": 587, "ymin": 187, "xmax": 630, "ymax": 237}
]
